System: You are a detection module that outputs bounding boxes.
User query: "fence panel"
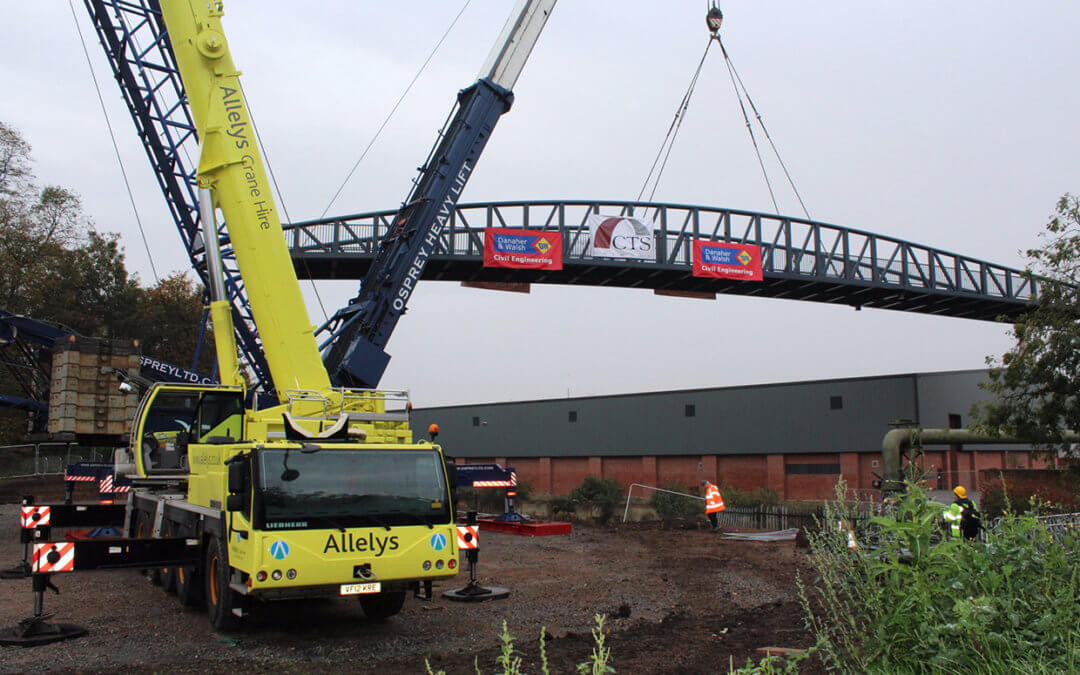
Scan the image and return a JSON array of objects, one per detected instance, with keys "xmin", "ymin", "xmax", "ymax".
[{"xmin": 0, "ymin": 444, "xmax": 114, "ymax": 479}]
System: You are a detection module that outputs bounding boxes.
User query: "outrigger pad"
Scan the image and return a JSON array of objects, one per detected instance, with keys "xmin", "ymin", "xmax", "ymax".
[
  {"xmin": 0, "ymin": 562, "xmax": 30, "ymax": 579},
  {"xmin": 442, "ymin": 583, "xmax": 510, "ymax": 603},
  {"xmin": 0, "ymin": 614, "xmax": 88, "ymax": 647}
]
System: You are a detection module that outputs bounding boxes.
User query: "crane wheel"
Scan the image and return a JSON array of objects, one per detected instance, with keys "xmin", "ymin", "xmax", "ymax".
[
  {"xmin": 359, "ymin": 591, "xmax": 406, "ymax": 621},
  {"xmin": 175, "ymin": 534, "xmax": 204, "ymax": 608},
  {"xmin": 205, "ymin": 536, "xmax": 240, "ymax": 632},
  {"xmin": 136, "ymin": 512, "xmax": 164, "ymax": 587},
  {"xmin": 160, "ymin": 521, "xmax": 179, "ymax": 595}
]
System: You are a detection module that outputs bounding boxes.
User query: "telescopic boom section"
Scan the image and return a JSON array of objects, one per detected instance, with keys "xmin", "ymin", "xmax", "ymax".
[
  {"xmin": 322, "ymin": 0, "xmax": 557, "ymax": 389},
  {"xmin": 158, "ymin": 0, "xmax": 330, "ymax": 399}
]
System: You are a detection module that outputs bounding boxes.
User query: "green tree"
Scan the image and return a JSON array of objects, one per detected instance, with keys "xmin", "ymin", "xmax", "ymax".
[
  {"xmin": 131, "ymin": 272, "xmax": 214, "ymax": 374},
  {"xmin": 975, "ymin": 194, "xmax": 1080, "ymax": 457},
  {"xmin": 0, "ymin": 122, "xmax": 211, "ymax": 442}
]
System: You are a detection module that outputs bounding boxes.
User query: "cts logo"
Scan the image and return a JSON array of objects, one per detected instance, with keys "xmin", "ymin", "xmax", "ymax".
[
  {"xmin": 269, "ymin": 540, "xmax": 290, "ymax": 560},
  {"xmin": 429, "ymin": 532, "xmax": 448, "ymax": 551}
]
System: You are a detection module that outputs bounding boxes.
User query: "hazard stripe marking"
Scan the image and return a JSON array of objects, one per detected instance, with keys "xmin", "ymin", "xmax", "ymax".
[
  {"xmin": 20, "ymin": 506, "xmax": 50, "ymax": 528},
  {"xmin": 457, "ymin": 525, "xmax": 479, "ymax": 550},
  {"xmin": 33, "ymin": 542, "xmax": 75, "ymax": 573}
]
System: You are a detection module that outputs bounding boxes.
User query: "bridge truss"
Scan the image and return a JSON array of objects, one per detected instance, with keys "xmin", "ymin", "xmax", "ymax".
[{"xmin": 285, "ymin": 200, "xmax": 1036, "ymax": 323}]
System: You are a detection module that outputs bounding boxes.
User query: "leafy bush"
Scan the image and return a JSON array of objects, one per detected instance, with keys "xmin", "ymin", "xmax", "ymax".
[
  {"xmin": 650, "ymin": 484, "xmax": 702, "ymax": 520},
  {"xmin": 570, "ymin": 477, "xmax": 623, "ymax": 524},
  {"xmin": 789, "ymin": 480, "xmax": 1080, "ymax": 673},
  {"xmin": 548, "ymin": 494, "xmax": 578, "ymax": 519},
  {"xmin": 721, "ymin": 485, "xmax": 780, "ymax": 508}
]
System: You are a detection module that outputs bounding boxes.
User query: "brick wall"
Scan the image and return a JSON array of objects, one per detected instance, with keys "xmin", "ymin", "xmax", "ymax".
[{"xmin": 453, "ymin": 449, "xmax": 1039, "ymax": 500}]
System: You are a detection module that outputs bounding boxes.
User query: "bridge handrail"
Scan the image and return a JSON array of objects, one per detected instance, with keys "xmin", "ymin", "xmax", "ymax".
[{"xmin": 280, "ymin": 200, "xmax": 1038, "ymax": 304}]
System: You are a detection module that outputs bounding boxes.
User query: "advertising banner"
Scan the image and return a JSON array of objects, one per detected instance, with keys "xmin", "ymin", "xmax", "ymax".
[
  {"xmin": 587, "ymin": 214, "xmax": 655, "ymax": 260},
  {"xmin": 692, "ymin": 240, "xmax": 763, "ymax": 281},
  {"xmin": 483, "ymin": 228, "xmax": 562, "ymax": 270}
]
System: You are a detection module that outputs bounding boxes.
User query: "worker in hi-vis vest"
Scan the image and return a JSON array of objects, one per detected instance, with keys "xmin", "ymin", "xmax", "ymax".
[
  {"xmin": 952, "ymin": 485, "xmax": 981, "ymax": 540},
  {"xmin": 701, "ymin": 480, "xmax": 725, "ymax": 531}
]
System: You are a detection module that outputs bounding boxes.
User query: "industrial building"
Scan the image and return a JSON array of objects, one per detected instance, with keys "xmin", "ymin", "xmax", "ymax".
[{"xmin": 414, "ymin": 369, "xmax": 1049, "ymax": 501}]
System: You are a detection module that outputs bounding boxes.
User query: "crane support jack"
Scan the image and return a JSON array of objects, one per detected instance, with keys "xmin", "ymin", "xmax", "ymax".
[
  {"xmin": 0, "ymin": 573, "xmax": 87, "ymax": 647},
  {"xmin": 443, "ymin": 512, "xmax": 509, "ymax": 603}
]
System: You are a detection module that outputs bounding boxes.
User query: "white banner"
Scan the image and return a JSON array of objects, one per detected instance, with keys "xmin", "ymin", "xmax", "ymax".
[{"xmin": 587, "ymin": 214, "xmax": 656, "ymax": 260}]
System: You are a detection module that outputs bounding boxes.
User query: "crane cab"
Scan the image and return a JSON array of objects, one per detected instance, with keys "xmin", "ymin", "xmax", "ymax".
[{"xmin": 126, "ymin": 382, "xmax": 246, "ymax": 477}]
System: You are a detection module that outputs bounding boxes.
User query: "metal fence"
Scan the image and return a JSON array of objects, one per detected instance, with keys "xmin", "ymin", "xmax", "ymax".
[{"xmin": 0, "ymin": 444, "xmax": 114, "ymax": 479}]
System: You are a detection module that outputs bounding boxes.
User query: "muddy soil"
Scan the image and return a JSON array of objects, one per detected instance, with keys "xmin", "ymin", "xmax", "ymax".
[{"xmin": 0, "ymin": 493, "xmax": 819, "ymax": 673}]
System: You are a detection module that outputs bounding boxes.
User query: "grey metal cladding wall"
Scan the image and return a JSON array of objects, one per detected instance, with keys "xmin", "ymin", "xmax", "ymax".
[
  {"xmin": 914, "ymin": 370, "xmax": 989, "ymax": 428},
  {"xmin": 414, "ymin": 374, "xmax": 920, "ymax": 458}
]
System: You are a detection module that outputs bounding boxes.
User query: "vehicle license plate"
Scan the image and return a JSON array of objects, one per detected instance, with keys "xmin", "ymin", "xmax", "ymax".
[{"xmin": 340, "ymin": 582, "xmax": 381, "ymax": 595}]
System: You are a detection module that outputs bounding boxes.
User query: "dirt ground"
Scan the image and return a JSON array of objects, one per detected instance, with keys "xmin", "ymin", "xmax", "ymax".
[{"xmin": 0, "ymin": 489, "xmax": 819, "ymax": 674}]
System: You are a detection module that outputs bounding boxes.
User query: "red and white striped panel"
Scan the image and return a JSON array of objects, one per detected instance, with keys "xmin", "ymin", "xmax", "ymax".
[
  {"xmin": 472, "ymin": 480, "xmax": 513, "ymax": 488},
  {"xmin": 20, "ymin": 506, "xmax": 50, "ymax": 528},
  {"xmin": 510, "ymin": 472, "xmax": 517, "ymax": 486},
  {"xmin": 98, "ymin": 475, "xmax": 128, "ymax": 493},
  {"xmin": 33, "ymin": 542, "xmax": 75, "ymax": 573},
  {"xmin": 456, "ymin": 525, "xmax": 479, "ymax": 550},
  {"xmin": 63, "ymin": 474, "xmax": 96, "ymax": 482}
]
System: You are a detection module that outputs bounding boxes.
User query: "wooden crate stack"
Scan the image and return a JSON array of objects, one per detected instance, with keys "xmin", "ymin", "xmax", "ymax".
[{"xmin": 47, "ymin": 336, "xmax": 141, "ymax": 437}]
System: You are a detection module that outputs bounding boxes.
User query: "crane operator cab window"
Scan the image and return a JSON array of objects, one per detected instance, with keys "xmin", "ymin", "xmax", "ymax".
[{"xmin": 135, "ymin": 385, "xmax": 244, "ymax": 474}]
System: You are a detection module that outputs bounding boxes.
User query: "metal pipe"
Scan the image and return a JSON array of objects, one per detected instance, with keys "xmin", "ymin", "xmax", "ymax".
[
  {"xmin": 882, "ymin": 427, "xmax": 1080, "ymax": 487},
  {"xmin": 199, "ymin": 189, "xmax": 227, "ymax": 304},
  {"xmin": 622, "ymin": 483, "xmax": 704, "ymax": 523}
]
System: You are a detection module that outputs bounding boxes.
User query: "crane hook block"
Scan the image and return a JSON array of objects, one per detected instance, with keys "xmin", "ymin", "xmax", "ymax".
[{"xmin": 707, "ymin": 4, "xmax": 724, "ymax": 34}]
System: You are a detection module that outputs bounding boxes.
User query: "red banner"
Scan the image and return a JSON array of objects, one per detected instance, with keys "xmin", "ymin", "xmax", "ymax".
[
  {"xmin": 483, "ymin": 228, "xmax": 562, "ymax": 270},
  {"xmin": 692, "ymin": 241, "xmax": 763, "ymax": 281}
]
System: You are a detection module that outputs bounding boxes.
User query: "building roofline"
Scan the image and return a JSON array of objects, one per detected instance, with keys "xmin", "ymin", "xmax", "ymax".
[{"xmin": 414, "ymin": 368, "xmax": 989, "ymax": 411}]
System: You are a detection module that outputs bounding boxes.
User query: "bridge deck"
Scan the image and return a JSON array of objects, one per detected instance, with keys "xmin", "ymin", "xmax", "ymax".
[{"xmin": 282, "ymin": 201, "xmax": 1036, "ymax": 322}]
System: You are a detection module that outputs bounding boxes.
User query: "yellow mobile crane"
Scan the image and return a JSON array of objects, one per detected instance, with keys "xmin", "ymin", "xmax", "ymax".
[{"xmin": 5, "ymin": 0, "xmax": 554, "ymax": 639}]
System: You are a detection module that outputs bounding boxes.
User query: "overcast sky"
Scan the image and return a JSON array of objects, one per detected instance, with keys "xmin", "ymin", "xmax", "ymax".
[{"xmin": 4, "ymin": 2, "xmax": 1080, "ymax": 408}]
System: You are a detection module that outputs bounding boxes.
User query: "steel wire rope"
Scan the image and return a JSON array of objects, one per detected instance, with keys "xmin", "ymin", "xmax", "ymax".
[
  {"xmin": 637, "ymin": 37, "xmax": 714, "ymax": 210},
  {"xmin": 320, "ymin": 0, "xmax": 474, "ymax": 220},
  {"xmin": 717, "ymin": 38, "xmax": 779, "ymax": 215},
  {"xmin": 67, "ymin": 0, "xmax": 160, "ymax": 283},
  {"xmin": 717, "ymin": 37, "xmax": 812, "ymax": 221}
]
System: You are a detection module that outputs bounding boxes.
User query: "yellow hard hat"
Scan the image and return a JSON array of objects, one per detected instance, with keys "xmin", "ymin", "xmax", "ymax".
[{"xmin": 953, "ymin": 486, "xmax": 967, "ymax": 499}]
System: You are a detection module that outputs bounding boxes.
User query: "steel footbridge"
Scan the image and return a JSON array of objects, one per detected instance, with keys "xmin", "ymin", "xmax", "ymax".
[{"xmin": 284, "ymin": 200, "xmax": 1036, "ymax": 322}]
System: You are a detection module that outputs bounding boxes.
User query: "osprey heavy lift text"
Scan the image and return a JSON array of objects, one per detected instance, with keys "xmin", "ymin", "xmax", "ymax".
[{"xmin": 2, "ymin": 0, "xmax": 556, "ymax": 644}]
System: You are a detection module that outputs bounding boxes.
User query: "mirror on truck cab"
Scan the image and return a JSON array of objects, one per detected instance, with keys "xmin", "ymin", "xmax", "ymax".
[{"xmin": 226, "ymin": 453, "xmax": 250, "ymax": 512}]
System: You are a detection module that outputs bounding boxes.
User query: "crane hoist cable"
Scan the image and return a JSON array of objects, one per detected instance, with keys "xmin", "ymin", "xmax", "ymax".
[
  {"xmin": 716, "ymin": 36, "xmax": 812, "ymax": 221},
  {"xmin": 636, "ymin": 37, "xmax": 714, "ymax": 204},
  {"xmin": 640, "ymin": 3, "xmax": 812, "ymax": 221},
  {"xmin": 67, "ymin": 0, "xmax": 160, "ymax": 284},
  {"xmin": 718, "ymin": 36, "xmax": 780, "ymax": 215},
  {"xmin": 321, "ymin": 0, "xmax": 474, "ymax": 220}
]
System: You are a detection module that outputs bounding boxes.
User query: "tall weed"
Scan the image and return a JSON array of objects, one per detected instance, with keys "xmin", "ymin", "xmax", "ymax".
[{"xmin": 797, "ymin": 480, "xmax": 1080, "ymax": 673}]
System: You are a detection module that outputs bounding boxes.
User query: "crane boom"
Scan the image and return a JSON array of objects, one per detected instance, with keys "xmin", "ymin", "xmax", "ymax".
[
  {"xmin": 82, "ymin": 0, "xmax": 274, "ymax": 395},
  {"xmin": 322, "ymin": 0, "xmax": 557, "ymax": 388},
  {"xmin": 157, "ymin": 0, "xmax": 330, "ymax": 398}
]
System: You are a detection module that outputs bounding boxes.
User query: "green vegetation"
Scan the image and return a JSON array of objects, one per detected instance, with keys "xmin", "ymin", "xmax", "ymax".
[
  {"xmin": 975, "ymin": 193, "xmax": 1080, "ymax": 459},
  {"xmin": 0, "ymin": 121, "xmax": 208, "ymax": 444},
  {"xmin": 720, "ymin": 485, "xmax": 781, "ymax": 508},
  {"xmin": 980, "ymin": 468, "xmax": 1080, "ymax": 520},
  {"xmin": 426, "ymin": 614, "xmax": 614, "ymax": 675},
  {"xmin": 570, "ymin": 477, "xmax": 622, "ymax": 524},
  {"xmin": 650, "ymin": 483, "xmax": 701, "ymax": 520},
  {"xmin": 785, "ymin": 481, "xmax": 1080, "ymax": 673}
]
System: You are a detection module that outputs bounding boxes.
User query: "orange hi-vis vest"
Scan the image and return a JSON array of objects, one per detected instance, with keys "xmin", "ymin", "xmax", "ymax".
[{"xmin": 704, "ymin": 482, "xmax": 726, "ymax": 514}]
